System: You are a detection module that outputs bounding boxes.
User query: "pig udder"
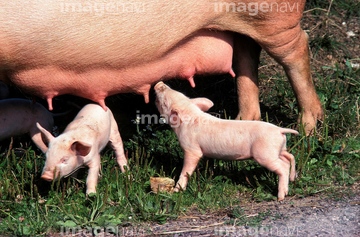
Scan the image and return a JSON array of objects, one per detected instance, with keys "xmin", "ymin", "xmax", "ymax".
[{"xmin": 9, "ymin": 30, "xmax": 234, "ymax": 111}]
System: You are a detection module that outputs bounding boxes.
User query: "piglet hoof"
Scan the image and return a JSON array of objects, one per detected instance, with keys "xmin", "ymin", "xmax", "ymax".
[
  {"xmin": 121, "ymin": 168, "xmax": 132, "ymax": 181},
  {"xmin": 125, "ymin": 173, "xmax": 134, "ymax": 182},
  {"xmin": 173, "ymin": 184, "xmax": 186, "ymax": 193},
  {"xmin": 277, "ymin": 191, "xmax": 288, "ymax": 202},
  {"xmin": 86, "ymin": 189, "xmax": 97, "ymax": 196}
]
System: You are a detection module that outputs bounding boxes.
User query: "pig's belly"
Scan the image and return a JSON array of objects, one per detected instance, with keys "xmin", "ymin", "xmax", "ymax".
[
  {"xmin": 9, "ymin": 31, "xmax": 234, "ymax": 110},
  {"xmin": 203, "ymin": 149, "xmax": 252, "ymax": 161},
  {"xmin": 201, "ymin": 136, "xmax": 252, "ymax": 160}
]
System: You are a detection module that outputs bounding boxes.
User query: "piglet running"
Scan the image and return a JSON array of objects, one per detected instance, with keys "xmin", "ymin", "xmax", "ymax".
[{"xmin": 154, "ymin": 82, "xmax": 298, "ymax": 201}]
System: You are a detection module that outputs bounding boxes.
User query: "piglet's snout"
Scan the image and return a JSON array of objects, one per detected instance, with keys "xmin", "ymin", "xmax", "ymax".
[
  {"xmin": 154, "ymin": 81, "xmax": 167, "ymax": 92},
  {"xmin": 41, "ymin": 170, "xmax": 55, "ymax": 181}
]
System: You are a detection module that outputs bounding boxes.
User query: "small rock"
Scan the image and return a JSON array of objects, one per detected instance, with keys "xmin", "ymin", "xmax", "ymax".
[
  {"xmin": 150, "ymin": 177, "xmax": 175, "ymax": 193},
  {"xmin": 346, "ymin": 31, "xmax": 356, "ymax": 38},
  {"xmin": 350, "ymin": 63, "xmax": 360, "ymax": 69}
]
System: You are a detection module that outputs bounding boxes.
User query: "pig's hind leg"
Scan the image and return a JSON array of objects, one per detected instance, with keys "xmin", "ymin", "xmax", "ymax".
[
  {"xmin": 260, "ymin": 28, "xmax": 323, "ymax": 134},
  {"xmin": 254, "ymin": 152, "xmax": 291, "ymax": 201},
  {"xmin": 280, "ymin": 150, "xmax": 296, "ymax": 182}
]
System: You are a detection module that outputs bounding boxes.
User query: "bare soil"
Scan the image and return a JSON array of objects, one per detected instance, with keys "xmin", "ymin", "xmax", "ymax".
[
  {"xmin": 48, "ymin": 183, "xmax": 359, "ymax": 237},
  {"xmin": 146, "ymin": 183, "xmax": 360, "ymax": 237}
]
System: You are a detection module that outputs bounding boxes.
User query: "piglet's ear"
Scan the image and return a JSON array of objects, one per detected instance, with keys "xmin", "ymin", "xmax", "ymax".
[
  {"xmin": 190, "ymin": 98, "xmax": 214, "ymax": 112},
  {"xmin": 36, "ymin": 122, "xmax": 54, "ymax": 146},
  {"xmin": 71, "ymin": 141, "xmax": 91, "ymax": 156},
  {"xmin": 169, "ymin": 109, "xmax": 181, "ymax": 125}
]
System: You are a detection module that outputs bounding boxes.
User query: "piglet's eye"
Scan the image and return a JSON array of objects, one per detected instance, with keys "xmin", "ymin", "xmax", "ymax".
[{"xmin": 60, "ymin": 157, "xmax": 69, "ymax": 164}]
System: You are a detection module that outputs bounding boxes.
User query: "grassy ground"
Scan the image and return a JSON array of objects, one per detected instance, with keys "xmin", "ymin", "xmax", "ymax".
[{"xmin": 0, "ymin": 1, "xmax": 359, "ymax": 236}]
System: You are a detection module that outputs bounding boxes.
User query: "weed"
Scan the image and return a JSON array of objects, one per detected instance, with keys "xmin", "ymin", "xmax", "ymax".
[
  {"xmin": 310, "ymin": 34, "xmax": 341, "ymax": 53},
  {"xmin": 306, "ymin": 0, "xmax": 360, "ymax": 18},
  {"xmin": 228, "ymin": 206, "xmax": 272, "ymax": 227}
]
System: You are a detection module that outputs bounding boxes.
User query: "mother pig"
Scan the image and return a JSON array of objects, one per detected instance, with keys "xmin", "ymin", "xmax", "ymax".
[{"xmin": 0, "ymin": 0, "xmax": 322, "ymax": 133}]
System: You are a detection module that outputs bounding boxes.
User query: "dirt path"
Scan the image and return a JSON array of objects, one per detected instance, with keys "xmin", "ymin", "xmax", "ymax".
[
  {"xmin": 146, "ymin": 188, "xmax": 359, "ymax": 237},
  {"xmin": 46, "ymin": 184, "xmax": 360, "ymax": 237}
]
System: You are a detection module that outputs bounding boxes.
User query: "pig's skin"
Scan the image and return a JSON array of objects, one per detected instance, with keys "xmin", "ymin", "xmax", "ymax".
[
  {"xmin": 155, "ymin": 82, "xmax": 298, "ymax": 201},
  {"xmin": 0, "ymin": 0, "xmax": 322, "ymax": 134},
  {"xmin": 37, "ymin": 104, "xmax": 128, "ymax": 194},
  {"xmin": 0, "ymin": 99, "xmax": 53, "ymax": 153}
]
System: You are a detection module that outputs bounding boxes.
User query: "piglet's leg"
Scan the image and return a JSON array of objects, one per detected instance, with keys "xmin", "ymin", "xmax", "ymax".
[
  {"xmin": 109, "ymin": 125, "xmax": 128, "ymax": 172},
  {"xmin": 280, "ymin": 150, "xmax": 296, "ymax": 181},
  {"xmin": 255, "ymin": 155, "xmax": 290, "ymax": 201},
  {"xmin": 174, "ymin": 152, "xmax": 202, "ymax": 192},
  {"xmin": 86, "ymin": 156, "xmax": 101, "ymax": 194}
]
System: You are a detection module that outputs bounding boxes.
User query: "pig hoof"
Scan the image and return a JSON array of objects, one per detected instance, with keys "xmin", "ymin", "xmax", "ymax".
[
  {"xmin": 86, "ymin": 190, "xmax": 97, "ymax": 196},
  {"xmin": 277, "ymin": 192, "xmax": 287, "ymax": 201},
  {"xmin": 173, "ymin": 183, "xmax": 187, "ymax": 192},
  {"xmin": 126, "ymin": 174, "xmax": 134, "ymax": 181},
  {"xmin": 173, "ymin": 186, "xmax": 186, "ymax": 193}
]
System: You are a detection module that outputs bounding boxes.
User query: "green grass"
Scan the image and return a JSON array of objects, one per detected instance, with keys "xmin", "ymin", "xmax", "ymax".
[
  {"xmin": 1, "ymin": 3, "xmax": 359, "ymax": 236},
  {"xmin": 305, "ymin": 0, "xmax": 360, "ymax": 18}
]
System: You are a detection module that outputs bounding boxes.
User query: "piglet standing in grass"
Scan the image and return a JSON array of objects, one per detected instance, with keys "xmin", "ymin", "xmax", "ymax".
[
  {"xmin": 37, "ymin": 104, "xmax": 128, "ymax": 194},
  {"xmin": 154, "ymin": 81, "xmax": 298, "ymax": 201}
]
